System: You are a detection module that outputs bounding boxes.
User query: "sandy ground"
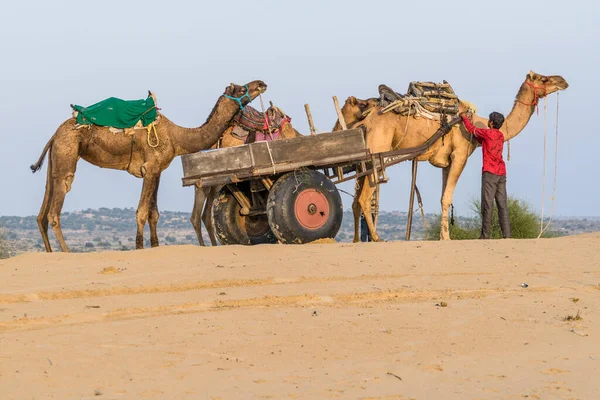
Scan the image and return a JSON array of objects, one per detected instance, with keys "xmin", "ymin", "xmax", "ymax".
[{"xmin": 0, "ymin": 234, "xmax": 599, "ymax": 400}]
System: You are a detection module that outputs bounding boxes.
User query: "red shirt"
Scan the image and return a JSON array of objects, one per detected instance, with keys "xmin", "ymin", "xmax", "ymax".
[{"xmin": 461, "ymin": 115, "xmax": 506, "ymax": 176}]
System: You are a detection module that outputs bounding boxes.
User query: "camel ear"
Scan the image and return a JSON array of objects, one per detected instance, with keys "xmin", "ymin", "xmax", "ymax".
[
  {"xmin": 347, "ymin": 96, "xmax": 357, "ymax": 105},
  {"xmin": 527, "ymin": 70, "xmax": 536, "ymax": 80}
]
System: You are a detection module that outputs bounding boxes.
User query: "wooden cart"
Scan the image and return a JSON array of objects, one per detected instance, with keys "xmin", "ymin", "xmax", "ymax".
[{"xmin": 181, "ymin": 129, "xmax": 373, "ymax": 245}]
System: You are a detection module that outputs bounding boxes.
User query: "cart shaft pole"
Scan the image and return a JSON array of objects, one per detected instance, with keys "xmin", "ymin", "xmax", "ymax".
[{"xmin": 406, "ymin": 158, "xmax": 418, "ymax": 241}]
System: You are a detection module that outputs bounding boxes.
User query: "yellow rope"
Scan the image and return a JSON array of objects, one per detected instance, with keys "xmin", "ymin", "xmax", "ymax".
[{"xmin": 146, "ymin": 122, "xmax": 159, "ymax": 148}]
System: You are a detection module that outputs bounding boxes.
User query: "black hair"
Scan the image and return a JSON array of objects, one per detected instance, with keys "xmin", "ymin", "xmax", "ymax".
[{"xmin": 489, "ymin": 112, "xmax": 505, "ymax": 129}]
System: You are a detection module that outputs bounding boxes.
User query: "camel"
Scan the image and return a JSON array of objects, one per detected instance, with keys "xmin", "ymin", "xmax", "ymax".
[
  {"xmin": 332, "ymin": 96, "xmax": 380, "ymax": 131},
  {"xmin": 352, "ymin": 71, "xmax": 568, "ymax": 242},
  {"xmin": 31, "ymin": 80, "xmax": 268, "ymax": 252},
  {"xmin": 191, "ymin": 103, "xmax": 301, "ymax": 246}
]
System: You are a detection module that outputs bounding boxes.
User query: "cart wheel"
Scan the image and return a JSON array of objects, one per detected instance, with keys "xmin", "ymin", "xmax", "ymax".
[
  {"xmin": 211, "ymin": 186, "xmax": 278, "ymax": 245},
  {"xmin": 267, "ymin": 169, "xmax": 343, "ymax": 244}
]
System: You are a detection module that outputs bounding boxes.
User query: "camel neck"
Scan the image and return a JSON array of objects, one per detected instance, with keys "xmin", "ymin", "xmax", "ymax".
[
  {"xmin": 171, "ymin": 97, "xmax": 240, "ymax": 156},
  {"xmin": 333, "ymin": 108, "xmax": 361, "ymax": 131},
  {"xmin": 501, "ymin": 82, "xmax": 538, "ymax": 142}
]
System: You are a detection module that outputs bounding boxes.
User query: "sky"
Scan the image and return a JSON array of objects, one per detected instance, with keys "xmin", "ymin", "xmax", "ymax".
[{"xmin": 0, "ymin": 0, "xmax": 598, "ymax": 218}]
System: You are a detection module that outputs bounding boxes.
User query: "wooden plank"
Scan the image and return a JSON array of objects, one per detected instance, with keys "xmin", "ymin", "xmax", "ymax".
[
  {"xmin": 253, "ymin": 129, "xmax": 365, "ymax": 166},
  {"xmin": 181, "ymin": 145, "xmax": 252, "ymax": 178},
  {"xmin": 182, "ymin": 129, "xmax": 366, "ymax": 181},
  {"xmin": 251, "ymin": 152, "xmax": 368, "ymax": 176},
  {"xmin": 332, "ymin": 96, "xmax": 347, "ymax": 130},
  {"xmin": 304, "ymin": 104, "xmax": 316, "ymax": 136}
]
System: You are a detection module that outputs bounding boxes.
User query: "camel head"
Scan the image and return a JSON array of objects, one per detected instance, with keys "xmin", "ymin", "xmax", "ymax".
[
  {"xmin": 524, "ymin": 71, "xmax": 569, "ymax": 98},
  {"xmin": 223, "ymin": 80, "xmax": 267, "ymax": 109},
  {"xmin": 344, "ymin": 96, "xmax": 380, "ymax": 122}
]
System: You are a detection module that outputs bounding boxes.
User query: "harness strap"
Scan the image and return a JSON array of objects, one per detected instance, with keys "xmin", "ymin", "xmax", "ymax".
[
  {"xmin": 517, "ymin": 81, "xmax": 548, "ymax": 115},
  {"xmin": 146, "ymin": 122, "xmax": 159, "ymax": 148},
  {"xmin": 224, "ymin": 85, "xmax": 251, "ymax": 110}
]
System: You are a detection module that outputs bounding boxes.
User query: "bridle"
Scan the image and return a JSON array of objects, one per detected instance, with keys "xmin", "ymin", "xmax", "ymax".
[
  {"xmin": 224, "ymin": 84, "xmax": 252, "ymax": 110},
  {"xmin": 518, "ymin": 78, "xmax": 549, "ymax": 114}
]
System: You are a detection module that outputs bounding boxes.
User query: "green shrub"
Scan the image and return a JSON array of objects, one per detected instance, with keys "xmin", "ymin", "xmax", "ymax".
[
  {"xmin": 0, "ymin": 232, "xmax": 9, "ymax": 259},
  {"xmin": 426, "ymin": 196, "xmax": 560, "ymax": 240}
]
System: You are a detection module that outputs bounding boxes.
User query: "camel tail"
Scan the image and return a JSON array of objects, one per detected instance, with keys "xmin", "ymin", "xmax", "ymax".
[
  {"xmin": 459, "ymin": 99, "xmax": 477, "ymax": 114},
  {"xmin": 30, "ymin": 134, "xmax": 55, "ymax": 173}
]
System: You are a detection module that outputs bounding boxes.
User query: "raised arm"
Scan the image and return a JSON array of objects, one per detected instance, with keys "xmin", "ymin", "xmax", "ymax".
[{"xmin": 461, "ymin": 114, "xmax": 490, "ymax": 141}]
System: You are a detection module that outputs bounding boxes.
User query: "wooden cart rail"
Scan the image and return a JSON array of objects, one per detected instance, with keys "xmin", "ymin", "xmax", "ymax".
[{"xmin": 181, "ymin": 129, "xmax": 368, "ymax": 187}]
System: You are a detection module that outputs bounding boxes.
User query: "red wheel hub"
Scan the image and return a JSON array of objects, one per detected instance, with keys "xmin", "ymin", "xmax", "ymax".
[{"xmin": 294, "ymin": 189, "xmax": 329, "ymax": 230}]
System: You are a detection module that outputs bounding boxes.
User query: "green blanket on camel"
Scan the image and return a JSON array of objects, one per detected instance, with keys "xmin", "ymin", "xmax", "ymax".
[{"xmin": 72, "ymin": 94, "xmax": 157, "ymax": 129}]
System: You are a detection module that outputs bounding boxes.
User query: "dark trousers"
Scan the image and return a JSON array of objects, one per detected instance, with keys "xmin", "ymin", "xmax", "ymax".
[
  {"xmin": 481, "ymin": 172, "xmax": 511, "ymax": 239},
  {"xmin": 360, "ymin": 214, "xmax": 375, "ymax": 242}
]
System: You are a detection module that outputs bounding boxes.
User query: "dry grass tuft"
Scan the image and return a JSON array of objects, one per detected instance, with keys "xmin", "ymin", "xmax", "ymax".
[
  {"xmin": 99, "ymin": 267, "xmax": 120, "ymax": 275},
  {"xmin": 563, "ymin": 310, "xmax": 582, "ymax": 321}
]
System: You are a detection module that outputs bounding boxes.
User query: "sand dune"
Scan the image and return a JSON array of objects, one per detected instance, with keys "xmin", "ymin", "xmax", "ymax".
[{"xmin": 1, "ymin": 234, "xmax": 599, "ymax": 399}]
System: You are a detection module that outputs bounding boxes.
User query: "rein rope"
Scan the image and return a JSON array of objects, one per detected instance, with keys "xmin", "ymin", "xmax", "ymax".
[
  {"xmin": 224, "ymin": 85, "xmax": 251, "ymax": 110},
  {"xmin": 538, "ymin": 92, "xmax": 560, "ymax": 238}
]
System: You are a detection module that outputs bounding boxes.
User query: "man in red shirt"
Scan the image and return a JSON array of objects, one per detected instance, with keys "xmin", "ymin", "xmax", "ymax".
[{"xmin": 460, "ymin": 111, "xmax": 511, "ymax": 239}]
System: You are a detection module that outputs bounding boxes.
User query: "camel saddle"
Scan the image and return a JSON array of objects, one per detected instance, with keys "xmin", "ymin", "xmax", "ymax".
[
  {"xmin": 71, "ymin": 91, "xmax": 159, "ymax": 133},
  {"xmin": 229, "ymin": 105, "xmax": 280, "ymax": 144},
  {"xmin": 378, "ymin": 81, "xmax": 460, "ymax": 119}
]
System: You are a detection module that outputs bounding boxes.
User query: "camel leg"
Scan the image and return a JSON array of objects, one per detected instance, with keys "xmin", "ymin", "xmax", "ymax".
[
  {"xmin": 135, "ymin": 173, "xmax": 160, "ymax": 249},
  {"xmin": 202, "ymin": 187, "xmax": 218, "ymax": 246},
  {"xmin": 441, "ymin": 164, "xmax": 450, "ymax": 196},
  {"xmin": 46, "ymin": 152, "xmax": 78, "ymax": 253},
  {"xmin": 190, "ymin": 186, "xmax": 207, "ymax": 246},
  {"xmin": 36, "ymin": 149, "xmax": 54, "ymax": 252},
  {"xmin": 352, "ymin": 177, "xmax": 365, "ymax": 243},
  {"xmin": 357, "ymin": 177, "xmax": 381, "ymax": 242},
  {"xmin": 440, "ymin": 155, "xmax": 467, "ymax": 240},
  {"xmin": 148, "ymin": 176, "xmax": 161, "ymax": 248}
]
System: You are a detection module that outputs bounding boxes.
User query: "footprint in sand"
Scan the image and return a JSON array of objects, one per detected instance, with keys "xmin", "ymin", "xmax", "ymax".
[
  {"xmin": 99, "ymin": 266, "xmax": 121, "ymax": 275},
  {"xmin": 542, "ymin": 368, "xmax": 569, "ymax": 374}
]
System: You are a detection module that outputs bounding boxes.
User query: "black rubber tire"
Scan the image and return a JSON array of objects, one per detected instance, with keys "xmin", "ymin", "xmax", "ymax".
[
  {"xmin": 211, "ymin": 186, "xmax": 278, "ymax": 245},
  {"xmin": 267, "ymin": 169, "xmax": 343, "ymax": 244}
]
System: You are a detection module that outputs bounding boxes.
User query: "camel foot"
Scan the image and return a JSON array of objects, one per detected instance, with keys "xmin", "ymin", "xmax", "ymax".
[{"xmin": 151, "ymin": 241, "xmax": 159, "ymax": 248}]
